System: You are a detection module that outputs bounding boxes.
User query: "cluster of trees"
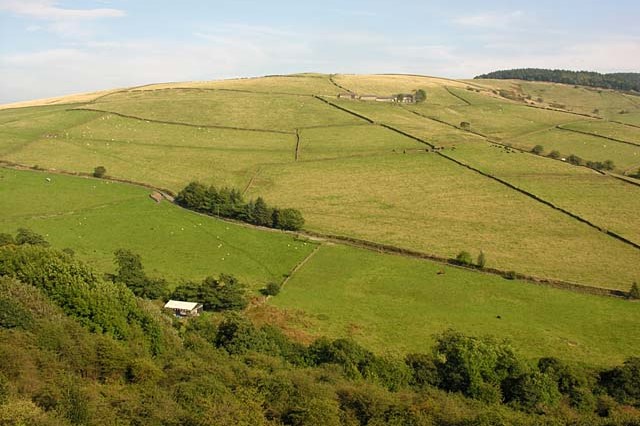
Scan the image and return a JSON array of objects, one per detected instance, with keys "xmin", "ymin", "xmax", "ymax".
[
  {"xmin": 1, "ymin": 239, "xmax": 640, "ymax": 424},
  {"xmin": 454, "ymin": 250, "xmax": 486, "ymax": 268},
  {"xmin": 531, "ymin": 145, "xmax": 615, "ymax": 171},
  {"xmin": 176, "ymin": 181, "xmax": 305, "ymax": 231},
  {"xmin": 475, "ymin": 69, "xmax": 640, "ymax": 92}
]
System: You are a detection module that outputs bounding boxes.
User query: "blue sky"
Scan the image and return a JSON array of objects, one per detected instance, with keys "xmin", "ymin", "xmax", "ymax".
[{"xmin": 1, "ymin": 0, "xmax": 639, "ymax": 103}]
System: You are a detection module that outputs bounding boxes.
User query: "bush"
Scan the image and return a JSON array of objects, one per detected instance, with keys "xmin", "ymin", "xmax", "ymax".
[
  {"xmin": 15, "ymin": 228, "xmax": 49, "ymax": 247},
  {"xmin": 477, "ymin": 251, "xmax": 486, "ymax": 268},
  {"xmin": 628, "ymin": 282, "xmax": 640, "ymax": 300},
  {"xmin": 455, "ymin": 251, "xmax": 473, "ymax": 266},
  {"xmin": 263, "ymin": 282, "xmax": 281, "ymax": 296},
  {"xmin": 503, "ymin": 270, "xmax": 517, "ymax": 280},
  {"xmin": 460, "ymin": 121, "xmax": 471, "ymax": 130},
  {"xmin": 547, "ymin": 150, "xmax": 561, "ymax": 159},
  {"xmin": 93, "ymin": 166, "xmax": 107, "ymax": 178},
  {"xmin": 0, "ymin": 233, "xmax": 15, "ymax": 246},
  {"xmin": 531, "ymin": 145, "xmax": 544, "ymax": 155}
]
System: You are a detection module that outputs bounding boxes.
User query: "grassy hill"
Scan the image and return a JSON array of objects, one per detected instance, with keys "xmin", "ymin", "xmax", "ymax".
[
  {"xmin": 2, "ymin": 167, "xmax": 639, "ymax": 367},
  {"xmin": 2, "ymin": 73, "xmax": 639, "ymax": 290}
]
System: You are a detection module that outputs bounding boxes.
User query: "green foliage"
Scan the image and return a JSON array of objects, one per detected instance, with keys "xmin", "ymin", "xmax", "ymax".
[
  {"xmin": 405, "ymin": 353, "xmax": 439, "ymax": 388},
  {"xmin": 531, "ymin": 145, "xmax": 545, "ymax": 155},
  {"xmin": 15, "ymin": 228, "xmax": 49, "ymax": 246},
  {"xmin": 113, "ymin": 249, "xmax": 168, "ymax": 299},
  {"xmin": 432, "ymin": 330, "xmax": 525, "ymax": 403},
  {"xmin": 176, "ymin": 181, "xmax": 304, "ymax": 231},
  {"xmin": 476, "ymin": 68, "xmax": 640, "ymax": 92},
  {"xmin": 599, "ymin": 357, "xmax": 640, "ymax": 406},
  {"xmin": 92, "ymin": 165, "xmax": 107, "ymax": 178},
  {"xmin": 0, "ymin": 297, "xmax": 33, "ymax": 329},
  {"xmin": 477, "ymin": 250, "xmax": 487, "ymax": 268},
  {"xmin": 415, "ymin": 89, "xmax": 427, "ymax": 103},
  {"xmin": 628, "ymin": 282, "xmax": 640, "ymax": 300},
  {"xmin": 547, "ymin": 150, "xmax": 561, "ymax": 159},
  {"xmin": 264, "ymin": 281, "xmax": 281, "ymax": 296},
  {"xmin": 460, "ymin": 121, "xmax": 471, "ymax": 130},
  {"xmin": 502, "ymin": 371, "xmax": 561, "ymax": 412},
  {"xmin": 0, "ymin": 233, "xmax": 15, "ymax": 246},
  {"xmin": 171, "ymin": 274, "xmax": 248, "ymax": 311},
  {"xmin": 455, "ymin": 250, "xmax": 473, "ymax": 266}
]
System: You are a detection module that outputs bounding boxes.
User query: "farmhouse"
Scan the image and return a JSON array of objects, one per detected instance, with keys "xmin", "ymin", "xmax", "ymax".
[
  {"xmin": 164, "ymin": 300, "xmax": 203, "ymax": 317},
  {"xmin": 337, "ymin": 93, "xmax": 358, "ymax": 100},
  {"xmin": 398, "ymin": 94, "xmax": 415, "ymax": 103},
  {"xmin": 375, "ymin": 96, "xmax": 396, "ymax": 103}
]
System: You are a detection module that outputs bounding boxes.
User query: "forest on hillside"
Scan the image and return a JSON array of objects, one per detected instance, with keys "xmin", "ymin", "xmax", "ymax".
[
  {"xmin": 1, "ymin": 230, "xmax": 639, "ymax": 425},
  {"xmin": 475, "ymin": 69, "xmax": 640, "ymax": 92}
]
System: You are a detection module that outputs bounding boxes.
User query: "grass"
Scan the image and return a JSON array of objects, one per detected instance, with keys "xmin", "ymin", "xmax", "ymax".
[
  {"xmin": 562, "ymin": 120, "xmax": 640, "ymax": 145},
  {"xmin": 0, "ymin": 168, "xmax": 315, "ymax": 288},
  {"xmin": 447, "ymin": 142, "xmax": 640, "ymax": 244},
  {"xmin": 298, "ymin": 124, "xmax": 420, "ymax": 161},
  {"xmin": 89, "ymin": 89, "xmax": 361, "ymax": 132},
  {"xmin": 135, "ymin": 74, "xmax": 341, "ymax": 96},
  {"xmin": 507, "ymin": 128, "xmax": 640, "ymax": 173},
  {"xmin": 250, "ymin": 153, "xmax": 640, "ymax": 290},
  {"xmin": 270, "ymin": 244, "xmax": 640, "ymax": 366}
]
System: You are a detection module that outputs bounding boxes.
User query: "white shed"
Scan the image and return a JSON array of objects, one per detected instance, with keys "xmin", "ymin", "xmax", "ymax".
[{"xmin": 164, "ymin": 300, "xmax": 203, "ymax": 317}]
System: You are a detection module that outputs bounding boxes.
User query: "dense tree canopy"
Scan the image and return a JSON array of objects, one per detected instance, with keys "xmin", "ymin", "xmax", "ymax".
[{"xmin": 475, "ymin": 68, "xmax": 640, "ymax": 92}]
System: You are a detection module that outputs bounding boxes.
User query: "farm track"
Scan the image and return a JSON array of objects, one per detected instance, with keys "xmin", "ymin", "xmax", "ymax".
[
  {"xmin": 71, "ymin": 108, "xmax": 295, "ymax": 134},
  {"xmin": 1, "ymin": 161, "xmax": 631, "ymax": 299},
  {"xmin": 316, "ymin": 97, "xmax": 640, "ymax": 251}
]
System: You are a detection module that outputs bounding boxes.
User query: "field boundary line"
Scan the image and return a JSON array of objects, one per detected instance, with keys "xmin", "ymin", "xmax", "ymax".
[
  {"xmin": 444, "ymin": 87, "xmax": 472, "ymax": 105},
  {"xmin": 242, "ymin": 167, "xmax": 262, "ymax": 196},
  {"xmin": 70, "ymin": 108, "xmax": 295, "ymax": 135},
  {"xmin": 336, "ymin": 108, "xmax": 640, "ymax": 251},
  {"xmin": 611, "ymin": 120, "xmax": 640, "ymax": 130},
  {"xmin": 294, "ymin": 129, "xmax": 301, "ymax": 161},
  {"xmin": 126, "ymin": 86, "xmax": 317, "ymax": 98},
  {"xmin": 312, "ymin": 96, "xmax": 374, "ymax": 124},
  {"xmin": 556, "ymin": 125, "xmax": 640, "ymax": 148},
  {"xmin": 328, "ymin": 74, "xmax": 354, "ymax": 94},
  {"xmin": 279, "ymin": 244, "xmax": 321, "ymax": 291},
  {"xmin": 1, "ymin": 161, "xmax": 631, "ymax": 298}
]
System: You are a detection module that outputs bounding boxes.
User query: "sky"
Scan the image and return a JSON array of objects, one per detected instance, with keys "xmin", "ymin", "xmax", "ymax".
[{"xmin": 1, "ymin": 0, "xmax": 639, "ymax": 103}]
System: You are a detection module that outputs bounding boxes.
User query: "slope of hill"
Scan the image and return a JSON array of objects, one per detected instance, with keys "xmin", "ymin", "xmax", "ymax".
[{"xmin": 2, "ymin": 73, "xmax": 639, "ymax": 290}]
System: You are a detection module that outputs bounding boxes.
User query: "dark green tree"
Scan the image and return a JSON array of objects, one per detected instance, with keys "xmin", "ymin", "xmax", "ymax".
[
  {"xmin": 531, "ymin": 145, "xmax": 544, "ymax": 155},
  {"xmin": 547, "ymin": 150, "xmax": 561, "ymax": 159},
  {"xmin": 455, "ymin": 251, "xmax": 473, "ymax": 266},
  {"xmin": 253, "ymin": 197, "xmax": 272, "ymax": 226},
  {"xmin": 629, "ymin": 282, "xmax": 640, "ymax": 300},
  {"xmin": 15, "ymin": 228, "xmax": 49, "ymax": 246},
  {"xmin": 415, "ymin": 89, "xmax": 427, "ymax": 103},
  {"xmin": 477, "ymin": 251, "xmax": 486, "ymax": 268},
  {"xmin": 273, "ymin": 208, "xmax": 305, "ymax": 231},
  {"xmin": 93, "ymin": 166, "xmax": 107, "ymax": 178}
]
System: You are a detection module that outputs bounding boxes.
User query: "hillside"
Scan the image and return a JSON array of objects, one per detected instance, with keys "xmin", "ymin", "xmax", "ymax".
[
  {"xmin": 2, "ymin": 73, "xmax": 640, "ymax": 290},
  {"xmin": 2, "ymin": 72, "xmax": 640, "ymax": 424}
]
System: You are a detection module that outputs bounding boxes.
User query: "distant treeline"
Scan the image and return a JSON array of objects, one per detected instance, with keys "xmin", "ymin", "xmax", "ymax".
[
  {"xmin": 475, "ymin": 68, "xmax": 640, "ymax": 92},
  {"xmin": 175, "ymin": 181, "xmax": 304, "ymax": 231}
]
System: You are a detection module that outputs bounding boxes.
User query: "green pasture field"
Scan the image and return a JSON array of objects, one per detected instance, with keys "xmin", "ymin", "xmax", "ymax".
[
  {"xmin": 562, "ymin": 120, "xmax": 640, "ymax": 145},
  {"xmin": 472, "ymin": 79, "xmax": 640, "ymax": 117},
  {"xmin": 89, "ymin": 89, "xmax": 360, "ymax": 132},
  {"xmin": 134, "ymin": 73, "xmax": 340, "ymax": 96},
  {"xmin": 270, "ymin": 244, "xmax": 640, "ymax": 366},
  {"xmin": 407, "ymin": 98, "xmax": 584, "ymax": 140},
  {"xmin": 507, "ymin": 128, "xmax": 640, "ymax": 173},
  {"xmin": 0, "ymin": 168, "xmax": 315, "ymax": 288},
  {"xmin": 332, "ymin": 74, "xmax": 469, "ymax": 104},
  {"xmin": 448, "ymin": 142, "xmax": 640, "ymax": 244},
  {"xmin": 3, "ymin": 111, "xmax": 296, "ymax": 190},
  {"xmin": 297, "ymin": 124, "xmax": 419, "ymax": 161},
  {"xmin": 331, "ymin": 99, "xmax": 483, "ymax": 147},
  {"xmin": 250, "ymin": 153, "xmax": 640, "ymax": 290}
]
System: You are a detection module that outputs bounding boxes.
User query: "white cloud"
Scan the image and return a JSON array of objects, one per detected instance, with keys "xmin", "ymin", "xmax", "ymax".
[
  {"xmin": 0, "ymin": 0, "xmax": 125, "ymax": 20},
  {"xmin": 453, "ymin": 11, "xmax": 524, "ymax": 29}
]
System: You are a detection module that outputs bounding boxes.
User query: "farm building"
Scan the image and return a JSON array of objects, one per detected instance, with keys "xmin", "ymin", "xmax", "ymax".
[
  {"xmin": 398, "ymin": 94, "xmax": 415, "ymax": 103},
  {"xmin": 164, "ymin": 300, "xmax": 203, "ymax": 317},
  {"xmin": 359, "ymin": 94, "xmax": 378, "ymax": 101},
  {"xmin": 375, "ymin": 96, "xmax": 396, "ymax": 103},
  {"xmin": 337, "ymin": 93, "xmax": 358, "ymax": 100}
]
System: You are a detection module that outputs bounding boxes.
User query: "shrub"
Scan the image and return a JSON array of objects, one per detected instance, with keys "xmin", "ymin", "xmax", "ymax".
[
  {"xmin": 455, "ymin": 251, "xmax": 473, "ymax": 266},
  {"xmin": 263, "ymin": 282, "xmax": 281, "ymax": 296},
  {"xmin": 477, "ymin": 251, "xmax": 486, "ymax": 268},
  {"xmin": 531, "ymin": 145, "xmax": 544, "ymax": 155},
  {"xmin": 0, "ymin": 233, "xmax": 15, "ymax": 246},
  {"xmin": 93, "ymin": 166, "xmax": 107, "ymax": 178},
  {"xmin": 503, "ymin": 271, "xmax": 517, "ymax": 280},
  {"xmin": 15, "ymin": 228, "xmax": 49, "ymax": 247},
  {"xmin": 547, "ymin": 150, "xmax": 561, "ymax": 159},
  {"xmin": 629, "ymin": 282, "xmax": 640, "ymax": 300},
  {"xmin": 460, "ymin": 121, "xmax": 471, "ymax": 130}
]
